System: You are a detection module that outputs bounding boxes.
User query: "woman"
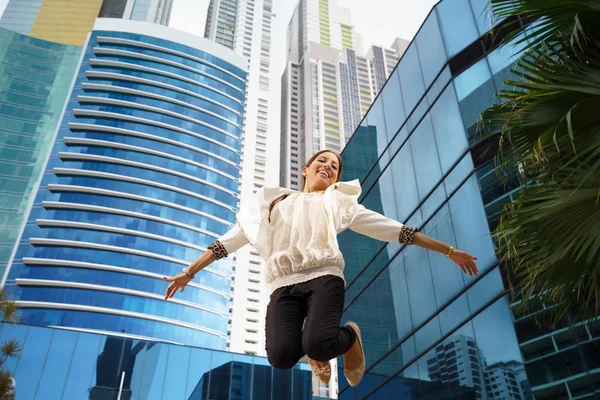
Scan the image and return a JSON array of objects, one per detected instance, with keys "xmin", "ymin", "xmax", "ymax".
[{"xmin": 163, "ymin": 150, "xmax": 478, "ymax": 387}]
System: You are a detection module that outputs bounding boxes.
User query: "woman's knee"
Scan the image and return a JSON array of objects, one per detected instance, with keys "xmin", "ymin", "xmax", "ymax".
[
  {"xmin": 267, "ymin": 345, "xmax": 301, "ymax": 370},
  {"xmin": 302, "ymin": 334, "xmax": 334, "ymax": 362}
]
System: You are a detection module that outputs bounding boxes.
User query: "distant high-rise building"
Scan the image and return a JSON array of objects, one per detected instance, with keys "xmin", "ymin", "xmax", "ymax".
[
  {"xmin": 0, "ymin": 27, "xmax": 82, "ymax": 282},
  {"xmin": 427, "ymin": 335, "xmax": 489, "ymax": 400},
  {"xmin": 485, "ymin": 361, "xmax": 527, "ymax": 400},
  {"xmin": 367, "ymin": 39, "xmax": 409, "ymax": 95},
  {"xmin": 204, "ymin": 0, "xmax": 276, "ymax": 358},
  {"xmin": 0, "ymin": 0, "xmax": 173, "ymax": 45},
  {"xmin": 3, "ymin": 18, "xmax": 247, "ymax": 349},
  {"xmin": 280, "ymin": 2, "xmax": 407, "ymax": 190}
]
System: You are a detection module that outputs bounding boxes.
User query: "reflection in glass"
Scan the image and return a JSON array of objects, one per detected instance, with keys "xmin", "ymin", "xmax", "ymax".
[{"xmin": 436, "ymin": 0, "xmax": 480, "ymax": 57}]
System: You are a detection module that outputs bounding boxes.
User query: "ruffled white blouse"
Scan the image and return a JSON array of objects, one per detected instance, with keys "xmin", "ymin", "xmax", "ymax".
[{"xmin": 208, "ymin": 180, "xmax": 416, "ymax": 293}]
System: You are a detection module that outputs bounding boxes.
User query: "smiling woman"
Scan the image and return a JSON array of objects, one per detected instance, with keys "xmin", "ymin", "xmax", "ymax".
[{"xmin": 163, "ymin": 149, "xmax": 479, "ymax": 387}]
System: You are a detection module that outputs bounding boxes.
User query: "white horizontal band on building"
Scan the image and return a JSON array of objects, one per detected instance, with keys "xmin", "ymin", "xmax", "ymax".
[
  {"xmin": 28, "ymin": 238, "xmax": 228, "ymax": 278},
  {"xmin": 16, "ymin": 278, "xmax": 226, "ymax": 316},
  {"xmin": 47, "ymin": 184, "xmax": 234, "ymax": 226},
  {"xmin": 67, "ymin": 122, "xmax": 239, "ymax": 167},
  {"xmin": 42, "ymin": 201, "xmax": 220, "ymax": 238},
  {"xmin": 52, "ymin": 168, "xmax": 236, "ymax": 212},
  {"xmin": 16, "ymin": 300, "xmax": 226, "ymax": 337},
  {"xmin": 84, "ymin": 71, "xmax": 242, "ymax": 116},
  {"xmin": 23, "ymin": 257, "xmax": 229, "ymax": 297}
]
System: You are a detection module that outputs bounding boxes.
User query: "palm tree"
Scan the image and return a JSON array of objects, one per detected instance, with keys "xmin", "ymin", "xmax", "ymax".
[
  {"xmin": 0, "ymin": 291, "xmax": 20, "ymax": 400},
  {"xmin": 482, "ymin": 0, "xmax": 600, "ymax": 326}
]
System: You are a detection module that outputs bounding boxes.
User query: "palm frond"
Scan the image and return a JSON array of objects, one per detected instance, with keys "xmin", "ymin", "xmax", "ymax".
[
  {"xmin": 497, "ymin": 164, "xmax": 600, "ymax": 326},
  {"xmin": 0, "ymin": 340, "xmax": 20, "ymax": 361},
  {"xmin": 483, "ymin": 38, "xmax": 600, "ymax": 181},
  {"xmin": 0, "ymin": 368, "xmax": 14, "ymax": 400},
  {"xmin": 0, "ymin": 300, "xmax": 20, "ymax": 326},
  {"xmin": 490, "ymin": 0, "xmax": 600, "ymax": 51}
]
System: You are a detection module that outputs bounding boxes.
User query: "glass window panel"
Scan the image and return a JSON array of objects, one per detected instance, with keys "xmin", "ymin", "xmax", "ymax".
[
  {"xmin": 429, "ymin": 85, "xmax": 469, "ymax": 173},
  {"xmin": 471, "ymin": 298, "xmax": 529, "ymax": 393},
  {"xmin": 436, "ymin": 0, "xmax": 480, "ymax": 58},
  {"xmin": 409, "ymin": 115, "xmax": 443, "ymax": 199},
  {"xmin": 454, "ymin": 58, "xmax": 493, "ymax": 102},
  {"xmin": 469, "ymin": 0, "xmax": 493, "ymax": 35},
  {"xmin": 366, "ymin": 96, "xmax": 390, "ymax": 154},
  {"xmin": 380, "ymin": 71, "xmax": 406, "ymax": 139},
  {"xmin": 12, "ymin": 327, "xmax": 53, "ymax": 399},
  {"xmin": 397, "ymin": 44, "xmax": 426, "ymax": 113},
  {"xmin": 445, "ymin": 154, "xmax": 474, "ymax": 195},
  {"xmin": 423, "ymin": 204, "xmax": 465, "ymax": 306},
  {"xmin": 272, "ymin": 367, "xmax": 293, "ymax": 399},
  {"xmin": 420, "ymin": 185, "xmax": 448, "ymax": 224},
  {"xmin": 63, "ymin": 333, "xmax": 105, "ymax": 399},
  {"xmin": 162, "ymin": 345, "xmax": 191, "ymax": 400},
  {"xmin": 252, "ymin": 359, "xmax": 273, "ymax": 400},
  {"xmin": 438, "ymin": 294, "xmax": 471, "ymax": 335},
  {"xmin": 0, "ymin": 324, "xmax": 30, "ymax": 374},
  {"xmin": 387, "ymin": 141, "xmax": 419, "ymax": 222},
  {"xmin": 487, "ymin": 32, "xmax": 528, "ymax": 76},
  {"xmin": 403, "ymin": 243, "xmax": 437, "ymax": 328},
  {"xmin": 467, "ymin": 267, "xmax": 505, "ymax": 311},
  {"xmin": 455, "ymin": 60, "xmax": 498, "ymax": 141},
  {"xmin": 185, "ymin": 348, "xmax": 213, "ymax": 398},
  {"xmin": 131, "ymin": 341, "xmax": 169, "ymax": 398},
  {"xmin": 34, "ymin": 330, "xmax": 78, "ymax": 399},
  {"xmin": 208, "ymin": 351, "xmax": 233, "ymax": 398},
  {"xmin": 415, "ymin": 11, "xmax": 448, "ymax": 86},
  {"xmin": 447, "ymin": 174, "xmax": 497, "ymax": 277},
  {"xmin": 342, "ymin": 267, "xmax": 401, "ymax": 373},
  {"xmin": 426, "ymin": 66, "xmax": 452, "ymax": 106}
]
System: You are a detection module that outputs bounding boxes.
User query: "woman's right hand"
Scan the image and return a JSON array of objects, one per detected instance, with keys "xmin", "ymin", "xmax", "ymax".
[{"xmin": 163, "ymin": 272, "xmax": 191, "ymax": 300}]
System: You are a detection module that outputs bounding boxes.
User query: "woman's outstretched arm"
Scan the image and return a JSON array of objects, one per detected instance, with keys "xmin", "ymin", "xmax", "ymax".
[
  {"xmin": 346, "ymin": 204, "xmax": 478, "ymax": 276},
  {"xmin": 164, "ymin": 224, "xmax": 250, "ymax": 299},
  {"xmin": 412, "ymin": 232, "xmax": 478, "ymax": 276}
]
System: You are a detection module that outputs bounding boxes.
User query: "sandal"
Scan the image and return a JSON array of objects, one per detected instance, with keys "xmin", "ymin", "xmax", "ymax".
[
  {"xmin": 308, "ymin": 357, "xmax": 331, "ymax": 384},
  {"xmin": 343, "ymin": 321, "xmax": 365, "ymax": 387}
]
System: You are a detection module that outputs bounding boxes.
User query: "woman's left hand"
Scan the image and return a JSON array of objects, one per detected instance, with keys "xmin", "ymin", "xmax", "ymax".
[{"xmin": 450, "ymin": 250, "xmax": 478, "ymax": 276}]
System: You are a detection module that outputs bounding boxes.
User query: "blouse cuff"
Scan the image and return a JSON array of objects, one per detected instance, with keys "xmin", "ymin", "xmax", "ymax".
[
  {"xmin": 208, "ymin": 240, "xmax": 228, "ymax": 259},
  {"xmin": 399, "ymin": 226, "xmax": 418, "ymax": 245}
]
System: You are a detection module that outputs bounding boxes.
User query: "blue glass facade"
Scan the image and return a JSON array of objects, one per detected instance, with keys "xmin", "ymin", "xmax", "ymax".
[
  {"xmin": 337, "ymin": 1, "xmax": 535, "ymax": 399},
  {"xmin": 0, "ymin": 323, "xmax": 314, "ymax": 400},
  {"xmin": 4, "ymin": 26, "xmax": 247, "ymax": 349},
  {"xmin": 0, "ymin": 27, "xmax": 81, "ymax": 280}
]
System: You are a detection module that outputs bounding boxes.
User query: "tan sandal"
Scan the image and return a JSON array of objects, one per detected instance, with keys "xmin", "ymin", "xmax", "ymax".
[
  {"xmin": 344, "ymin": 321, "xmax": 365, "ymax": 387},
  {"xmin": 307, "ymin": 357, "xmax": 331, "ymax": 384}
]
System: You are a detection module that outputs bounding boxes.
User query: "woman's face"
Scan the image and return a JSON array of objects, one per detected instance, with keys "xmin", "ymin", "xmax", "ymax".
[{"xmin": 302, "ymin": 151, "xmax": 340, "ymax": 192}]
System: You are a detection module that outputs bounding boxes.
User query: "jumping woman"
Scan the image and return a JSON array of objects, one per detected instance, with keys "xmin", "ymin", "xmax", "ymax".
[{"xmin": 163, "ymin": 150, "xmax": 478, "ymax": 386}]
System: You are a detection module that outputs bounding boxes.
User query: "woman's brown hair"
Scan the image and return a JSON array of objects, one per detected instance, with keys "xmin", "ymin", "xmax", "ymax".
[{"xmin": 269, "ymin": 150, "xmax": 343, "ymax": 222}]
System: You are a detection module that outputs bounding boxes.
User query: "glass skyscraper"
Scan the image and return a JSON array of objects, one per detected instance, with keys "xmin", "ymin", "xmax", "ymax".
[
  {"xmin": 3, "ymin": 18, "xmax": 247, "ymax": 349},
  {"xmin": 0, "ymin": 0, "xmax": 173, "ymax": 46},
  {"xmin": 0, "ymin": 27, "xmax": 81, "ymax": 283},
  {"xmin": 0, "ymin": 323, "xmax": 314, "ymax": 400},
  {"xmin": 336, "ymin": 0, "xmax": 537, "ymax": 398}
]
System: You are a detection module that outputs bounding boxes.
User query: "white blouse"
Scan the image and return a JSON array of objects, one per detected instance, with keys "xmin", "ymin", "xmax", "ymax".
[{"xmin": 208, "ymin": 180, "xmax": 416, "ymax": 293}]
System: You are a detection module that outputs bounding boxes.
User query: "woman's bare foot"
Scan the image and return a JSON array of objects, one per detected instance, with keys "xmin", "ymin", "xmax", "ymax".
[
  {"xmin": 343, "ymin": 321, "xmax": 365, "ymax": 387},
  {"xmin": 307, "ymin": 357, "xmax": 331, "ymax": 384}
]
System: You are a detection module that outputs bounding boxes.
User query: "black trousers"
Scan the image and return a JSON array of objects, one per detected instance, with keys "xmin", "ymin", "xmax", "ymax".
[{"xmin": 265, "ymin": 275, "xmax": 357, "ymax": 370}]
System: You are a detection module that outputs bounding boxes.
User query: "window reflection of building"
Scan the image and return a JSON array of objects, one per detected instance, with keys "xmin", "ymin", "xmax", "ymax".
[
  {"xmin": 427, "ymin": 335, "xmax": 488, "ymax": 399},
  {"xmin": 188, "ymin": 361, "xmax": 313, "ymax": 400},
  {"xmin": 89, "ymin": 337, "xmax": 148, "ymax": 400},
  {"xmin": 485, "ymin": 361, "xmax": 527, "ymax": 400},
  {"xmin": 339, "ymin": 124, "xmax": 403, "ymax": 377},
  {"xmin": 0, "ymin": 323, "xmax": 316, "ymax": 399},
  {"xmin": 335, "ymin": 1, "xmax": 538, "ymax": 399}
]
